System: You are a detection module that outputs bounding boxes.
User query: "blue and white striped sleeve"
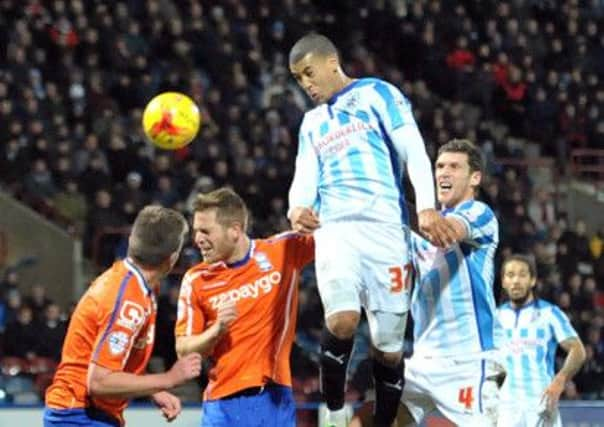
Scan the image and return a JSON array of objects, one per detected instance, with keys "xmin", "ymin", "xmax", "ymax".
[
  {"xmin": 448, "ymin": 201, "xmax": 498, "ymax": 243},
  {"xmin": 550, "ymin": 306, "xmax": 578, "ymax": 343},
  {"xmin": 373, "ymin": 81, "xmax": 435, "ymax": 213},
  {"xmin": 288, "ymin": 118, "xmax": 320, "ymax": 217}
]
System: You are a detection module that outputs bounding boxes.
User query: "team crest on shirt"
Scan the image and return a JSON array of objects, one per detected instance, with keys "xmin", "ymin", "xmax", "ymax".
[
  {"xmin": 344, "ymin": 92, "xmax": 359, "ymax": 109},
  {"xmin": 253, "ymin": 252, "xmax": 273, "ymax": 272},
  {"xmin": 108, "ymin": 331, "xmax": 130, "ymax": 355}
]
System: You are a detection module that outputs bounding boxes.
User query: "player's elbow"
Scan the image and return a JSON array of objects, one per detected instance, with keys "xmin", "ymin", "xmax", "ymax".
[
  {"xmin": 574, "ymin": 340, "xmax": 587, "ymax": 366},
  {"xmin": 88, "ymin": 373, "xmax": 110, "ymax": 397}
]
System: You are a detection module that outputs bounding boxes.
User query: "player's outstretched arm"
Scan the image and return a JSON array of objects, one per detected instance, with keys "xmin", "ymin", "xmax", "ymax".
[
  {"xmin": 175, "ymin": 301, "xmax": 237, "ymax": 358},
  {"xmin": 541, "ymin": 337, "xmax": 586, "ymax": 414},
  {"xmin": 87, "ymin": 352, "xmax": 202, "ymax": 399},
  {"xmin": 288, "ymin": 206, "xmax": 320, "ymax": 234},
  {"xmin": 417, "ymin": 209, "xmax": 460, "ymax": 247}
]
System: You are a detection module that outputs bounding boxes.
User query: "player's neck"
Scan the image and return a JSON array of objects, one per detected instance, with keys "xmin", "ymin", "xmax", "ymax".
[
  {"xmin": 130, "ymin": 261, "xmax": 164, "ymax": 292},
  {"xmin": 331, "ymin": 74, "xmax": 356, "ymax": 96},
  {"xmin": 226, "ymin": 235, "xmax": 251, "ymax": 265},
  {"xmin": 510, "ymin": 293, "xmax": 535, "ymax": 310}
]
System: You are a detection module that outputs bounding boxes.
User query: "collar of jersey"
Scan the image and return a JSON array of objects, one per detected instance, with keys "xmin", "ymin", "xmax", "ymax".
[
  {"xmin": 327, "ymin": 78, "xmax": 362, "ymax": 105},
  {"xmin": 226, "ymin": 238, "xmax": 255, "ymax": 269},
  {"xmin": 441, "ymin": 198, "xmax": 474, "ymax": 215},
  {"xmin": 511, "ymin": 298, "xmax": 537, "ymax": 313},
  {"xmin": 124, "ymin": 257, "xmax": 152, "ymax": 295}
]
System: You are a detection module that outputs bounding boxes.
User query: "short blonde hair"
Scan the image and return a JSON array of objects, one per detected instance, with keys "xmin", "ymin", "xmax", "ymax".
[{"xmin": 193, "ymin": 187, "xmax": 249, "ymax": 231}]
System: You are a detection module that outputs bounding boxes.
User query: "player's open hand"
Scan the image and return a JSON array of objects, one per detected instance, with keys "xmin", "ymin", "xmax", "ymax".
[
  {"xmin": 418, "ymin": 208, "xmax": 457, "ymax": 247},
  {"xmin": 151, "ymin": 391, "xmax": 182, "ymax": 422},
  {"xmin": 169, "ymin": 352, "xmax": 202, "ymax": 385},
  {"xmin": 289, "ymin": 206, "xmax": 320, "ymax": 234}
]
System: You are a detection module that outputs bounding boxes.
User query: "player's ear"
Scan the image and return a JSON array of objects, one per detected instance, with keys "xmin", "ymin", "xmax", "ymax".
[
  {"xmin": 470, "ymin": 170, "xmax": 482, "ymax": 188},
  {"xmin": 326, "ymin": 55, "xmax": 339, "ymax": 73}
]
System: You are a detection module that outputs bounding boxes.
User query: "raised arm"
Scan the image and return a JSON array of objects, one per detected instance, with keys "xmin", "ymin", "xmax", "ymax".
[{"xmin": 288, "ymin": 124, "xmax": 320, "ymax": 232}]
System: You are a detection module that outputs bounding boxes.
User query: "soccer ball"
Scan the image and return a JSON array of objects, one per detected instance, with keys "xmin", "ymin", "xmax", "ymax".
[{"xmin": 142, "ymin": 92, "xmax": 201, "ymax": 150}]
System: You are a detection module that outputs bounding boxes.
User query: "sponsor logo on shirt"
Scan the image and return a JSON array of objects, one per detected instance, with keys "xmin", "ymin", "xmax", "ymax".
[
  {"xmin": 108, "ymin": 331, "xmax": 130, "ymax": 355},
  {"xmin": 253, "ymin": 252, "xmax": 273, "ymax": 272},
  {"xmin": 313, "ymin": 122, "xmax": 372, "ymax": 156},
  {"xmin": 208, "ymin": 271, "xmax": 282, "ymax": 309},
  {"xmin": 117, "ymin": 301, "xmax": 146, "ymax": 330}
]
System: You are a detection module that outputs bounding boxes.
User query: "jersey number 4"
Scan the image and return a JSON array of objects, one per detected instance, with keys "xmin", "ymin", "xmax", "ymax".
[
  {"xmin": 458, "ymin": 386, "xmax": 474, "ymax": 410},
  {"xmin": 389, "ymin": 264, "xmax": 412, "ymax": 293}
]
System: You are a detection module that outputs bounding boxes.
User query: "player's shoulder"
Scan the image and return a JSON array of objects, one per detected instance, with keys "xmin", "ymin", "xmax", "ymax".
[
  {"xmin": 89, "ymin": 261, "xmax": 134, "ymax": 296},
  {"xmin": 260, "ymin": 231, "xmax": 312, "ymax": 248},
  {"xmin": 537, "ymin": 299, "xmax": 564, "ymax": 316},
  {"xmin": 453, "ymin": 199, "xmax": 497, "ymax": 223},
  {"xmin": 182, "ymin": 261, "xmax": 227, "ymax": 287}
]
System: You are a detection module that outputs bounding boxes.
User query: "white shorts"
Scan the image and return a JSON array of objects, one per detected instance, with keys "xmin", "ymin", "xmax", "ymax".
[
  {"xmin": 314, "ymin": 221, "xmax": 411, "ymax": 352},
  {"xmin": 401, "ymin": 354, "xmax": 504, "ymax": 426},
  {"xmin": 314, "ymin": 221, "xmax": 411, "ymax": 314},
  {"xmin": 497, "ymin": 401, "xmax": 562, "ymax": 427}
]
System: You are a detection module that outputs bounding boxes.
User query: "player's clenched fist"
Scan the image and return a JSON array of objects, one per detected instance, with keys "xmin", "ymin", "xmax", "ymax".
[
  {"xmin": 418, "ymin": 208, "xmax": 458, "ymax": 247},
  {"xmin": 289, "ymin": 206, "xmax": 320, "ymax": 234},
  {"xmin": 169, "ymin": 352, "xmax": 202, "ymax": 384},
  {"xmin": 215, "ymin": 301, "xmax": 238, "ymax": 335}
]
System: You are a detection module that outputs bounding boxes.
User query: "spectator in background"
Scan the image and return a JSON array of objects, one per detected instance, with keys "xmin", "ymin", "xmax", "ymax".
[
  {"xmin": 153, "ymin": 284, "xmax": 180, "ymax": 369},
  {"xmin": 25, "ymin": 283, "xmax": 53, "ymax": 323},
  {"xmin": 3, "ymin": 305, "xmax": 39, "ymax": 359},
  {"xmin": 36, "ymin": 303, "xmax": 67, "ymax": 362}
]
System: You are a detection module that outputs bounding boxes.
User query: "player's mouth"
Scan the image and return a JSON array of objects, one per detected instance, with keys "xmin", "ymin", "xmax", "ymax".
[{"xmin": 438, "ymin": 182, "xmax": 453, "ymax": 193}]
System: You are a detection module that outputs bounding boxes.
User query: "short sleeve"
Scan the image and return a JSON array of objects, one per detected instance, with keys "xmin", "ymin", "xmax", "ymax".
[
  {"xmin": 550, "ymin": 306, "xmax": 578, "ymax": 343},
  {"xmin": 91, "ymin": 277, "xmax": 149, "ymax": 370},
  {"xmin": 175, "ymin": 271, "xmax": 206, "ymax": 337},
  {"xmin": 372, "ymin": 80, "xmax": 417, "ymax": 132},
  {"xmin": 447, "ymin": 201, "xmax": 498, "ymax": 245}
]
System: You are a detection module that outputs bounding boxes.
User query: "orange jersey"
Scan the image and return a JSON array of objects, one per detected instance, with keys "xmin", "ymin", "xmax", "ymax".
[
  {"xmin": 46, "ymin": 259, "xmax": 157, "ymax": 425},
  {"xmin": 175, "ymin": 232, "xmax": 314, "ymax": 400}
]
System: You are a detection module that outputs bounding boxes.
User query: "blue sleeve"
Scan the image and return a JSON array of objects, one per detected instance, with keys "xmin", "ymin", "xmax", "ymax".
[{"xmin": 448, "ymin": 202, "xmax": 498, "ymax": 244}]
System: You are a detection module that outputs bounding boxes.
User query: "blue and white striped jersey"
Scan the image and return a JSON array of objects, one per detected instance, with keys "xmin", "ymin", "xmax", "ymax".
[
  {"xmin": 411, "ymin": 199, "xmax": 500, "ymax": 357},
  {"xmin": 288, "ymin": 77, "xmax": 435, "ymax": 227},
  {"xmin": 497, "ymin": 299, "xmax": 578, "ymax": 403}
]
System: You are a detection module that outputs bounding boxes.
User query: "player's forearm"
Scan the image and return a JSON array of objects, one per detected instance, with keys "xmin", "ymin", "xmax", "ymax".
[
  {"xmin": 556, "ymin": 340, "xmax": 586, "ymax": 382},
  {"xmin": 88, "ymin": 370, "xmax": 174, "ymax": 399},
  {"xmin": 287, "ymin": 148, "xmax": 319, "ymax": 217},
  {"xmin": 175, "ymin": 324, "xmax": 223, "ymax": 358},
  {"xmin": 392, "ymin": 125, "xmax": 435, "ymax": 212}
]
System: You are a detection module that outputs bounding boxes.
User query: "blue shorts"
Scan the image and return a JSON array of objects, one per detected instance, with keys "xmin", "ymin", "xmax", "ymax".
[
  {"xmin": 201, "ymin": 384, "xmax": 295, "ymax": 427},
  {"xmin": 43, "ymin": 407, "xmax": 120, "ymax": 427}
]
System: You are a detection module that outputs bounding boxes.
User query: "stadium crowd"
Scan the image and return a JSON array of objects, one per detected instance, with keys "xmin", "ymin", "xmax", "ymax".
[{"xmin": 0, "ymin": 0, "xmax": 603, "ymax": 410}]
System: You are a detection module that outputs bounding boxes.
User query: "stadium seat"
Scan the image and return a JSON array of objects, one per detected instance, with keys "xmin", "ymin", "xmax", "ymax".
[
  {"xmin": 0, "ymin": 357, "xmax": 28, "ymax": 376},
  {"xmin": 27, "ymin": 357, "xmax": 57, "ymax": 375}
]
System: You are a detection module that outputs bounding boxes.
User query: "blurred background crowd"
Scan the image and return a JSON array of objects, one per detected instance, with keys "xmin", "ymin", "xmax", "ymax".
[{"xmin": 0, "ymin": 0, "xmax": 603, "ymax": 416}]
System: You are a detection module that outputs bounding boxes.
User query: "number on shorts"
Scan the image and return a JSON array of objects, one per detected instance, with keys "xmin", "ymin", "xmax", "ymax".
[
  {"xmin": 389, "ymin": 263, "xmax": 412, "ymax": 293},
  {"xmin": 458, "ymin": 386, "xmax": 474, "ymax": 410}
]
